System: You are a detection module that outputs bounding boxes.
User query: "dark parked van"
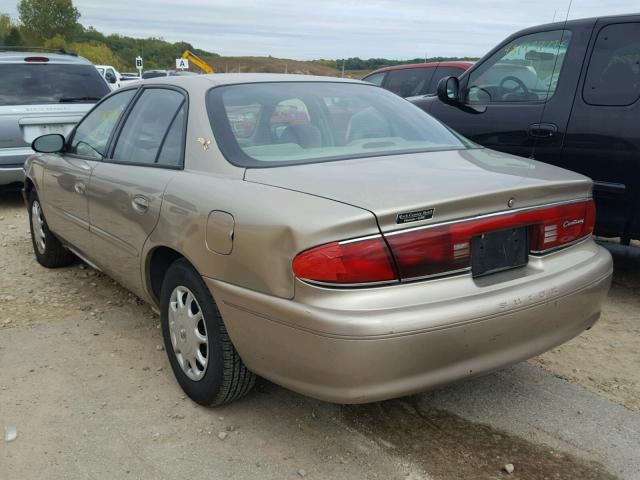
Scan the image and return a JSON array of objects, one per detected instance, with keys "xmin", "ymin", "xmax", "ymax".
[{"xmin": 410, "ymin": 15, "xmax": 640, "ymax": 243}]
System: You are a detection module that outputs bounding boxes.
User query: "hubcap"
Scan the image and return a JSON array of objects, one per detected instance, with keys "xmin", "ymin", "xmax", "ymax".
[
  {"xmin": 31, "ymin": 200, "xmax": 46, "ymax": 254},
  {"xmin": 168, "ymin": 286, "xmax": 209, "ymax": 381}
]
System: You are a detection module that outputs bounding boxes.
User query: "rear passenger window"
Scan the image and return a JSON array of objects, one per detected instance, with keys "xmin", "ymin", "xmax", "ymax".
[
  {"xmin": 364, "ymin": 72, "xmax": 385, "ymax": 86},
  {"xmin": 385, "ymin": 68, "xmax": 433, "ymax": 97},
  {"xmin": 156, "ymin": 105, "xmax": 186, "ymax": 167},
  {"xmin": 428, "ymin": 66, "xmax": 465, "ymax": 93},
  {"xmin": 112, "ymin": 88, "xmax": 185, "ymax": 166},
  {"xmin": 583, "ymin": 23, "xmax": 640, "ymax": 106}
]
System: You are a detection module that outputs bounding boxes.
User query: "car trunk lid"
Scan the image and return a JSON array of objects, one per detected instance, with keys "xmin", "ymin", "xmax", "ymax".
[{"xmin": 244, "ymin": 148, "xmax": 593, "ymax": 233}]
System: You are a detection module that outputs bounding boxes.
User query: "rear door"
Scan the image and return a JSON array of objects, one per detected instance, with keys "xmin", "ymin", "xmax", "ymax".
[
  {"xmin": 87, "ymin": 86, "xmax": 187, "ymax": 295},
  {"xmin": 561, "ymin": 19, "xmax": 640, "ymax": 238},
  {"xmin": 40, "ymin": 89, "xmax": 135, "ymax": 251},
  {"xmin": 429, "ymin": 25, "xmax": 590, "ymax": 162}
]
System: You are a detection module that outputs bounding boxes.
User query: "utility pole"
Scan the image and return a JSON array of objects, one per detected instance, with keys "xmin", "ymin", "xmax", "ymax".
[{"xmin": 341, "ymin": 60, "xmax": 345, "ymax": 78}]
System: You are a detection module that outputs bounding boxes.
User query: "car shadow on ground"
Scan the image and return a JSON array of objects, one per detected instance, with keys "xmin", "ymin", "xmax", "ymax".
[{"xmin": 0, "ymin": 188, "xmax": 24, "ymax": 207}]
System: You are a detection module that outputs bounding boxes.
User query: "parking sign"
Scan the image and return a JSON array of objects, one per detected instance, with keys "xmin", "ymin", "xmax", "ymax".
[
  {"xmin": 176, "ymin": 58, "xmax": 189, "ymax": 70},
  {"xmin": 135, "ymin": 56, "xmax": 143, "ymax": 69}
]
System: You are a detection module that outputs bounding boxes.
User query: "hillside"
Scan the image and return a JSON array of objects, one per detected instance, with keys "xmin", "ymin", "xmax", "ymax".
[{"xmin": 198, "ymin": 55, "xmax": 343, "ymax": 76}]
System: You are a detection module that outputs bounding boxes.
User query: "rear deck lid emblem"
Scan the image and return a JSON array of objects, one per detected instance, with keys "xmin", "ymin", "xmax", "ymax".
[{"xmin": 396, "ymin": 208, "xmax": 435, "ymax": 224}]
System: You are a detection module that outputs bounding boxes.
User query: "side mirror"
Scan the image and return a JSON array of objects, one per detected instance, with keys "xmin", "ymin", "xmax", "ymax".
[
  {"xmin": 437, "ymin": 76, "xmax": 460, "ymax": 105},
  {"xmin": 437, "ymin": 76, "xmax": 487, "ymax": 114},
  {"xmin": 108, "ymin": 75, "xmax": 117, "ymax": 84},
  {"xmin": 32, "ymin": 134, "xmax": 65, "ymax": 153}
]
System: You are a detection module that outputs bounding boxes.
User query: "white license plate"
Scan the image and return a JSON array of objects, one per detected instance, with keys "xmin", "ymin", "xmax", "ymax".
[{"xmin": 23, "ymin": 124, "xmax": 74, "ymax": 143}]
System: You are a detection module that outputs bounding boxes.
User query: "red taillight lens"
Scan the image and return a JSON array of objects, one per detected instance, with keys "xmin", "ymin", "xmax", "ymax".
[
  {"xmin": 529, "ymin": 200, "xmax": 596, "ymax": 252},
  {"xmin": 292, "ymin": 200, "xmax": 595, "ymax": 286},
  {"xmin": 24, "ymin": 56, "xmax": 49, "ymax": 62},
  {"xmin": 292, "ymin": 237, "xmax": 397, "ymax": 285}
]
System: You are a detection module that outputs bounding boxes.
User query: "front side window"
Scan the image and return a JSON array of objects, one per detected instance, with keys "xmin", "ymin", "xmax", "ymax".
[
  {"xmin": 385, "ymin": 68, "xmax": 433, "ymax": 97},
  {"xmin": 112, "ymin": 88, "xmax": 185, "ymax": 165},
  {"xmin": 69, "ymin": 89, "xmax": 136, "ymax": 159},
  {"xmin": 583, "ymin": 22, "xmax": 640, "ymax": 106},
  {"xmin": 364, "ymin": 72, "xmax": 385, "ymax": 86},
  {"xmin": 207, "ymin": 82, "xmax": 473, "ymax": 167},
  {"xmin": 0, "ymin": 64, "xmax": 110, "ymax": 106},
  {"xmin": 467, "ymin": 30, "xmax": 572, "ymax": 104}
]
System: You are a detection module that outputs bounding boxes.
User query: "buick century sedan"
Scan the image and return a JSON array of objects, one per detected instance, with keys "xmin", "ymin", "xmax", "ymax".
[{"xmin": 23, "ymin": 74, "xmax": 613, "ymax": 405}]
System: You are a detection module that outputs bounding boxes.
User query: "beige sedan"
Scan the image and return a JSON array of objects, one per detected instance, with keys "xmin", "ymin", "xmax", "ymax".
[{"xmin": 23, "ymin": 74, "xmax": 612, "ymax": 405}]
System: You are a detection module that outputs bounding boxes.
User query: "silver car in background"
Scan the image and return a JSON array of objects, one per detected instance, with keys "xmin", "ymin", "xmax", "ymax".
[
  {"xmin": 23, "ymin": 74, "xmax": 612, "ymax": 406},
  {"xmin": 0, "ymin": 50, "xmax": 110, "ymax": 186}
]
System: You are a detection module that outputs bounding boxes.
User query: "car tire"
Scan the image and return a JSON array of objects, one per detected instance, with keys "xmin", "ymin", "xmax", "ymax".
[
  {"xmin": 160, "ymin": 258, "xmax": 255, "ymax": 406},
  {"xmin": 28, "ymin": 190, "xmax": 76, "ymax": 268}
]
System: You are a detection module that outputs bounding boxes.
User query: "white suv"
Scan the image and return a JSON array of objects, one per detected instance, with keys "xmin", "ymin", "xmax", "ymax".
[{"xmin": 0, "ymin": 50, "xmax": 110, "ymax": 186}]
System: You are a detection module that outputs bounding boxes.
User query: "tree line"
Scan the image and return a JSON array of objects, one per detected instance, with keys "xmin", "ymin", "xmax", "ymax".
[{"xmin": 330, "ymin": 56, "xmax": 478, "ymax": 71}]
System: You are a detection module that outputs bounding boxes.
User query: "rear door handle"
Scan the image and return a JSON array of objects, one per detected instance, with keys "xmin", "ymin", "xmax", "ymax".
[
  {"xmin": 132, "ymin": 195, "xmax": 150, "ymax": 213},
  {"xmin": 528, "ymin": 123, "xmax": 557, "ymax": 138}
]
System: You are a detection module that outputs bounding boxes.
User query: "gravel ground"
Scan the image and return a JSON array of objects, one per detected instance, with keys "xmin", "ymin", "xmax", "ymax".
[{"xmin": 1, "ymin": 189, "xmax": 639, "ymax": 479}]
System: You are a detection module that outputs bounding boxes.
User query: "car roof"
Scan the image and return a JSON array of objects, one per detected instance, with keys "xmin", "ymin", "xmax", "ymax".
[
  {"xmin": 139, "ymin": 73, "xmax": 365, "ymax": 88},
  {"xmin": 0, "ymin": 50, "xmax": 92, "ymax": 65},
  {"xmin": 364, "ymin": 61, "xmax": 475, "ymax": 78}
]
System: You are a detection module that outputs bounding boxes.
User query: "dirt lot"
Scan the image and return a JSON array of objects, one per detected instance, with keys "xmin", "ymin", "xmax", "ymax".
[{"xmin": 1, "ymin": 189, "xmax": 639, "ymax": 479}]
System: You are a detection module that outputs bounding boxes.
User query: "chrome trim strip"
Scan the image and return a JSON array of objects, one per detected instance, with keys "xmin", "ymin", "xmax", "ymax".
[
  {"xmin": 385, "ymin": 198, "xmax": 592, "ymax": 236},
  {"xmin": 400, "ymin": 267, "xmax": 471, "ymax": 283},
  {"xmin": 299, "ymin": 278, "xmax": 399, "ymax": 288},
  {"xmin": 530, "ymin": 235, "xmax": 591, "ymax": 255},
  {"xmin": 338, "ymin": 234, "xmax": 382, "ymax": 245}
]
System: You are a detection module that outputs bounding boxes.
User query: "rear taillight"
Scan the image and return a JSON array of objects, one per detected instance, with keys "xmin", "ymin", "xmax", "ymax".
[
  {"xmin": 529, "ymin": 200, "xmax": 596, "ymax": 252},
  {"xmin": 292, "ymin": 200, "xmax": 595, "ymax": 286},
  {"xmin": 292, "ymin": 236, "xmax": 397, "ymax": 285},
  {"xmin": 24, "ymin": 56, "xmax": 49, "ymax": 62}
]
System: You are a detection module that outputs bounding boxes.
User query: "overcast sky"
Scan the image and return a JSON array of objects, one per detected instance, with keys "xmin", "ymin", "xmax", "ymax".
[{"xmin": 3, "ymin": 0, "xmax": 638, "ymax": 59}]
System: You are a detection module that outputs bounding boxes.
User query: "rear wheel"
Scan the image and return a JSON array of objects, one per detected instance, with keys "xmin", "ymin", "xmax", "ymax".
[
  {"xmin": 28, "ymin": 191, "xmax": 75, "ymax": 268},
  {"xmin": 160, "ymin": 258, "xmax": 255, "ymax": 406}
]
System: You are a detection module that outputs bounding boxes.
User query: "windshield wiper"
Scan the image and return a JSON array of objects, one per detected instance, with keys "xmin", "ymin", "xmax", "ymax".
[{"xmin": 58, "ymin": 96, "xmax": 102, "ymax": 103}]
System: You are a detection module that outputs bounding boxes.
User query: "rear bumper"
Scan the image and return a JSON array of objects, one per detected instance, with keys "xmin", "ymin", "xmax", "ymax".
[
  {"xmin": 205, "ymin": 239, "xmax": 613, "ymax": 403},
  {"xmin": 0, "ymin": 148, "xmax": 30, "ymax": 185}
]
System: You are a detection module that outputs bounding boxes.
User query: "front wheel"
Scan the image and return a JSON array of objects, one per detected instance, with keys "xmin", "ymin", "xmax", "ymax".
[
  {"xmin": 160, "ymin": 259, "xmax": 255, "ymax": 406},
  {"xmin": 28, "ymin": 191, "xmax": 75, "ymax": 268}
]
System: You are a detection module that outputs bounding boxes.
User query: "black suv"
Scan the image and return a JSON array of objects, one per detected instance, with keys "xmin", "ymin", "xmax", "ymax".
[{"xmin": 410, "ymin": 14, "xmax": 640, "ymax": 243}]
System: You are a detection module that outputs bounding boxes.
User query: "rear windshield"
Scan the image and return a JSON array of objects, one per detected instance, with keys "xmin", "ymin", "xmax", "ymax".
[
  {"xmin": 207, "ymin": 82, "xmax": 473, "ymax": 167},
  {"xmin": 0, "ymin": 63, "xmax": 110, "ymax": 106}
]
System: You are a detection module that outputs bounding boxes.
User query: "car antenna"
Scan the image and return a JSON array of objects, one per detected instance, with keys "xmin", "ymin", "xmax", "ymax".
[{"xmin": 530, "ymin": 0, "xmax": 572, "ymax": 162}]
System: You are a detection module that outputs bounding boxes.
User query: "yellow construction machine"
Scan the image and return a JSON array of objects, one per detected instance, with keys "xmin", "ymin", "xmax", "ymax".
[{"xmin": 181, "ymin": 50, "xmax": 215, "ymax": 74}]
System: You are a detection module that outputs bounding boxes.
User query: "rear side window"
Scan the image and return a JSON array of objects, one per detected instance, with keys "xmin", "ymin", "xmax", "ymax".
[
  {"xmin": 385, "ymin": 68, "xmax": 434, "ymax": 97},
  {"xmin": 364, "ymin": 72, "xmax": 385, "ymax": 86},
  {"xmin": 0, "ymin": 64, "xmax": 109, "ymax": 106},
  {"xmin": 583, "ymin": 22, "xmax": 640, "ymax": 106},
  {"xmin": 112, "ymin": 88, "xmax": 186, "ymax": 166},
  {"xmin": 155, "ymin": 105, "xmax": 187, "ymax": 167},
  {"xmin": 428, "ymin": 66, "xmax": 465, "ymax": 93},
  {"xmin": 69, "ymin": 89, "xmax": 135, "ymax": 159}
]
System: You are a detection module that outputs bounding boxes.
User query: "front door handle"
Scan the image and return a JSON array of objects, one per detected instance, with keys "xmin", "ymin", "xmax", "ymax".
[
  {"xmin": 528, "ymin": 122, "xmax": 558, "ymax": 138},
  {"xmin": 132, "ymin": 195, "xmax": 150, "ymax": 213}
]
